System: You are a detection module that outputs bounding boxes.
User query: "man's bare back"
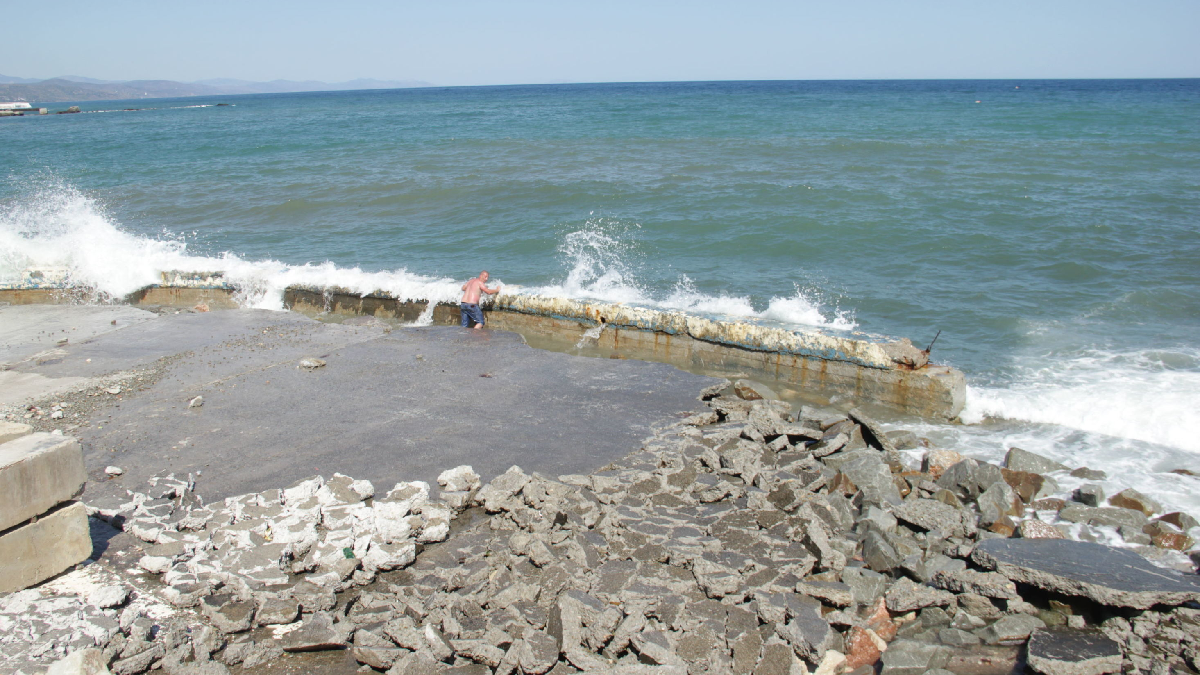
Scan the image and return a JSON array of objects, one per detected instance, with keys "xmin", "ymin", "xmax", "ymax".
[{"xmin": 460, "ymin": 271, "xmax": 501, "ymax": 329}]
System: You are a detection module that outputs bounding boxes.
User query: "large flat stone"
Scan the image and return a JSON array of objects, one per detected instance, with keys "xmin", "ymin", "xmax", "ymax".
[
  {"xmin": 0, "ymin": 501, "xmax": 92, "ymax": 593},
  {"xmin": 0, "ymin": 433, "xmax": 86, "ymax": 531},
  {"xmin": 972, "ymin": 538, "xmax": 1200, "ymax": 609},
  {"xmin": 1026, "ymin": 628, "xmax": 1122, "ymax": 675}
]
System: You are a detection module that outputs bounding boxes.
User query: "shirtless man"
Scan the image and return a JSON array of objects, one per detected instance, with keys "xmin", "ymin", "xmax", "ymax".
[{"xmin": 460, "ymin": 271, "xmax": 501, "ymax": 329}]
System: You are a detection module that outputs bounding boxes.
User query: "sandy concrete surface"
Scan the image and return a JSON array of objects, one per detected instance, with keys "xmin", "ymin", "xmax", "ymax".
[{"xmin": 0, "ymin": 305, "xmax": 719, "ymax": 503}]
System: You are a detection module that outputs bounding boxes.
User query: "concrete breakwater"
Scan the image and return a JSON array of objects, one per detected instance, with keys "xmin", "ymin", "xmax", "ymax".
[
  {"xmin": 0, "ymin": 272, "xmax": 966, "ymax": 420},
  {"xmin": 6, "ymin": 383, "xmax": 1200, "ymax": 674}
]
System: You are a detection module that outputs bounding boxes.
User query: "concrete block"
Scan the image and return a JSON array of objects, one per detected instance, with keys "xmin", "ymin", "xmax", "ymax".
[
  {"xmin": 0, "ymin": 421, "xmax": 33, "ymax": 445},
  {"xmin": 0, "ymin": 432, "xmax": 87, "ymax": 531},
  {"xmin": 0, "ymin": 501, "xmax": 92, "ymax": 593}
]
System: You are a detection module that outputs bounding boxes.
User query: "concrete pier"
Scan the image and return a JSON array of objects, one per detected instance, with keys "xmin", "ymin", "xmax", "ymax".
[{"xmin": 2, "ymin": 273, "xmax": 967, "ymax": 420}]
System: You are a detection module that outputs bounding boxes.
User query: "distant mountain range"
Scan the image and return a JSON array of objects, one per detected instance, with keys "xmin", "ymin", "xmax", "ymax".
[{"xmin": 0, "ymin": 75, "xmax": 434, "ymax": 103}]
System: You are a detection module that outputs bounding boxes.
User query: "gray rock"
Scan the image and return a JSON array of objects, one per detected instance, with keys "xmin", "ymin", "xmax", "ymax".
[
  {"xmin": 390, "ymin": 650, "xmax": 442, "ymax": 675},
  {"xmin": 972, "ymin": 538, "xmax": 1200, "ymax": 609},
  {"xmin": 241, "ymin": 642, "xmax": 284, "ymax": 669},
  {"xmin": 424, "ymin": 623, "xmax": 454, "ymax": 662},
  {"xmin": 834, "ymin": 452, "xmax": 901, "ymax": 506},
  {"xmin": 858, "ymin": 505, "xmax": 898, "ymax": 534},
  {"xmin": 280, "ymin": 612, "xmax": 346, "ymax": 652},
  {"xmin": 632, "ymin": 629, "xmax": 680, "ymax": 666},
  {"xmin": 776, "ymin": 611, "xmax": 841, "ymax": 664},
  {"xmin": 1070, "ymin": 467, "xmax": 1107, "ymax": 481},
  {"xmin": 930, "ymin": 568, "xmax": 1018, "ymax": 599},
  {"xmin": 936, "ymin": 459, "xmax": 982, "ymax": 500},
  {"xmin": 1025, "ymin": 627, "xmax": 1122, "ymax": 675},
  {"xmin": 734, "ymin": 379, "xmax": 777, "ymax": 401},
  {"xmin": 256, "ymin": 596, "xmax": 300, "ymax": 626},
  {"xmin": 976, "ymin": 480, "xmax": 1022, "ymax": 527},
  {"xmin": 1073, "ymin": 485, "xmax": 1105, "ymax": 507},
  {"xmin": 1005, "ymin": 448, "xmax": 1069, "ymax": 475},
  {"xmin": 938, "ymin": 628, "xmax": 980, "ymax": 647},
  {"xmin": 847, "ymin": 408, "xmax": 897, "ymax": 454},
  {"xmin": 476, "ymin": 465, "xmax": 532, "ymax": 512},
  {"xmin": 977, "ymin": 614, "xmax": 1046, "ymax": 645},
  {"xmin": 1107, "ymin": 488, "xmax": 1162, "ymax": 516},
  {"xmin": 861, "ymin": 530, "xmax": 902, "ymax": 572},
  {"xmin": 879, "ymin": 639, "xmax": 950, "ymax": 675},
  {"xmin": 519, "ymin": 629, "xmax": 560, "ymax": 674},
  {"xmin": 1057, "ymin": 504, "xmax": 1148, "ymax": 530},
  {"xmin": 112, "ymin": 643, "xmax": 164, "ymax": 675},
  {"xmin": 755, "ymin": 640, "xmax": 802, "ymax": 675},
  {"xmin": 795, "ymin": 580, "xmax": 853, "ymax": 607},
  {"xmin": 885, "ymin": 577, "xmax": 956, "ymax": 613},
  {"xmin": 893, "ymin": 499, "xmax": 973, "ymax": 538},
  {"xmin": 200, "ymin": 595, "xmax": 255, "ymax": 634},
  {"xmin": 841, "ymin": 567, "xmax": 888, "ymax": 605}
]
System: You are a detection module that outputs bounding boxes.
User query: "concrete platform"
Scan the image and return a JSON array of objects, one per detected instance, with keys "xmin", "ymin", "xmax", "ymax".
[
  {"xmin": 0, "ymin": 433, "xmax": 87, "ymax": 531},
  {"xmin": 0, "ymin": 502, "xmax": 92, "ymax": 593},
  {"xmin": 1, "ymin": 305, "xmax": 719, "ymax": 504}
]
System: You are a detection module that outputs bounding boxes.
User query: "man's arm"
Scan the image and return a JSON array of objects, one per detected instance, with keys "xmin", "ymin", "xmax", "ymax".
[{"xmin": 484, "ymin": 284, "xmax": 501, "ymax": 295}]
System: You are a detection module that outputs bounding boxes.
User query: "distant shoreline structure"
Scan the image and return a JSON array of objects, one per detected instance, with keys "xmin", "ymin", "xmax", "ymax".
[
  {"xmin": 0, "ymin": 75, "xmax": 434, "ymax": 104},
  {"xmin": 3, "ymin": 75, "xmax": 1198, "ymax": 105}
]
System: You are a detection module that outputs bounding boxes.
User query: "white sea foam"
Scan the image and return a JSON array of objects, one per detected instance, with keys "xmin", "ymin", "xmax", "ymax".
[
  {"xmin": 527, "ymin": 220, "xmax": 857, "ymax": 330},
  {"xmin": 962, "ymin": 348, "xmax": 1200, "ymax": 453},
  {"xmin": 0, "ymin": 183, "xmax": 463, "ymax": 321},
  {"xmin": 1, "ymin": 186, "xmax": 854, "ymax": 333}
]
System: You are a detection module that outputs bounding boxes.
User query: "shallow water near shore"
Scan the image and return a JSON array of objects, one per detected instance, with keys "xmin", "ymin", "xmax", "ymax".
[{"xmin": 2, "ymin": 79, "xmax": 1199, "ymax": 517}]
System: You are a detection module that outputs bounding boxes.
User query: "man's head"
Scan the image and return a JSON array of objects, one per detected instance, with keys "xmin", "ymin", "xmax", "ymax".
[{"xmin": 479, "ymin": 271, "xmax": 489, "ymax": 281}]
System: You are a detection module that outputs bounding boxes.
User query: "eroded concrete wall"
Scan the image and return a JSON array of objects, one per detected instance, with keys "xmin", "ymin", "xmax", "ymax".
[{"xmin": 2, "ymin": 280, "xmax": 966, "ymax": 419}]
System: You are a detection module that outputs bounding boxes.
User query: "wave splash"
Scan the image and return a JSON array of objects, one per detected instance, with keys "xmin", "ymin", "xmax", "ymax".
[
  {"xmin": 527, "ymin": 217, "xmax": 857, "ymax": 330},
  {"xmin": 962, "ymin": 347, "xmax": 1200, "ymax": 453},
  {"xmin": 1, "ymin": 186, "xmax": 856, "ymax": 330},
  {"xmin": 0, "ymin": 182, "xmax": 464, "ymax": 321}
]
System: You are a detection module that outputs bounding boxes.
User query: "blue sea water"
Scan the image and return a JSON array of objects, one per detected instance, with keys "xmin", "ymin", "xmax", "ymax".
[{"xmin": 3, "ymin": 79, "xmax": 1199, "ymax": 517}]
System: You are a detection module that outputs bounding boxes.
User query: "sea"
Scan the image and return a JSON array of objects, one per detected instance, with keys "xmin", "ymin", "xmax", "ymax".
[{"xmin": 2, "ymin": 79, "xmax": 1199, "ymax": 533}]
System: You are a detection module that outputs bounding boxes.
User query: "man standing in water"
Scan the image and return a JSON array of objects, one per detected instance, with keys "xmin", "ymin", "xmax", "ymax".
[{"xmin": 460, "ymin": 271, "xmax": 501, "ymax": 329}]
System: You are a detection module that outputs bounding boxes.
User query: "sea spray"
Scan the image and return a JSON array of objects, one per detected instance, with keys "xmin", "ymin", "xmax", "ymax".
[{"xmin": 962, "ymin": 347, "xmax": 1200, "ymax": 453}]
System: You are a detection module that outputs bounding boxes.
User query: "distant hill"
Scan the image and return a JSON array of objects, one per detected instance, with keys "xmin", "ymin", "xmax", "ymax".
[{"xmin": 0, "ymin": 75, "xmax": 433, "ymax": 103}]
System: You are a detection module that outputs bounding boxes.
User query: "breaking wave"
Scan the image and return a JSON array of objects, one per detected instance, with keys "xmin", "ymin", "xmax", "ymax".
[{"xmin": 0, "ymin": 185, "xmax": 856, "ymax": 330}]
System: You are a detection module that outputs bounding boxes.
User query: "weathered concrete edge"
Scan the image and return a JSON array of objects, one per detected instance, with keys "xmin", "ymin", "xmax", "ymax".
[{"xmin": 287, "ymin": 286, "xmax": 966, "ymax": 420}]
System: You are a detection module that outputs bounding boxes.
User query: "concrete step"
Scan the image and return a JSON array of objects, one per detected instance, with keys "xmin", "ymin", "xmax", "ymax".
[
  {"xmin": 0, "ymin": 432, "xmax": 86, "ymax": 532},
  {"xmin": 0, "ymin": 501, "xmax": 92, "ymax": 593}
]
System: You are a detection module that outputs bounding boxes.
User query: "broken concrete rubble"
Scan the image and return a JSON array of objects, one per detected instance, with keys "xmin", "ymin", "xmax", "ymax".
[{"xmin": 7, "ymin": 386, "xmax": 1200, "ymax": 674}]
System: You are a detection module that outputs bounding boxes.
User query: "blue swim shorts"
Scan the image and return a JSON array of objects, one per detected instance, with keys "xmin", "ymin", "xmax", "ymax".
[{"xmin": 460, "ymin": 302, "xmax": 485, "ymax": 327}]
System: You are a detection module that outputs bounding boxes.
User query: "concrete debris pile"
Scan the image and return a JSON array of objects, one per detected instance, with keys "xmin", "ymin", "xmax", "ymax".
[{"xmin": 15, "ymin": 379, "xmax": 1200, "ymax": 674}]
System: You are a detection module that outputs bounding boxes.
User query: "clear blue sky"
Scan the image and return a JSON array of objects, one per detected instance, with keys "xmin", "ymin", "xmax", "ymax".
[{"xmin": 6, "ymin": 0, "xmax": 1198, "ymax": 84}]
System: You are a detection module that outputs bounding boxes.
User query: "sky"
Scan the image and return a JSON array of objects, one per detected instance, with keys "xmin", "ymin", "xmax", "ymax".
[{"xmin": 5, "ymin": 0, "xmax": 1199, "ymax": 85}]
